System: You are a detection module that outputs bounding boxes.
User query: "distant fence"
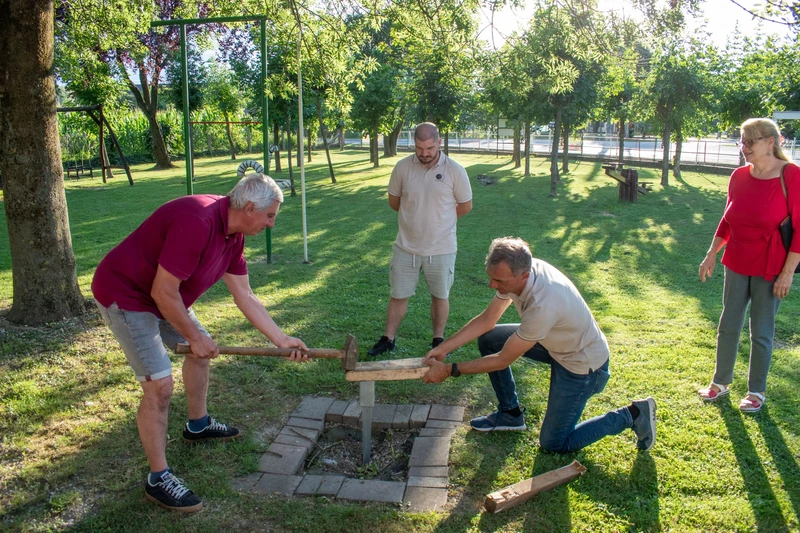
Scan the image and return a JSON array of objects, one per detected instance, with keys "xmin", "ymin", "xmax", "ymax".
[{"xmin": 342, "ymin": 132, "xmax": 799, "ymax": 168}]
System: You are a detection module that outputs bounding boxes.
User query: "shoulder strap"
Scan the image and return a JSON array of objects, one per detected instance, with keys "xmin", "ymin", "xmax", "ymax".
[{"xmin": 779, "ymin": 163, "xmax": 791, "ymax": 202}]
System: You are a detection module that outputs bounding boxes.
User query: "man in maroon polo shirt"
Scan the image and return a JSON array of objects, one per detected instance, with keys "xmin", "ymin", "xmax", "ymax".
[{"xmin": 92, "ymin": 174, "xmax": 308, "ymax": 513}]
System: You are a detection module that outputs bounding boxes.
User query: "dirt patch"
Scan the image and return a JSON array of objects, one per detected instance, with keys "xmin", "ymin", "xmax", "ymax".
[{"xmin": 302, "ymin": 426, "xmax": 417, "ymax": 481}]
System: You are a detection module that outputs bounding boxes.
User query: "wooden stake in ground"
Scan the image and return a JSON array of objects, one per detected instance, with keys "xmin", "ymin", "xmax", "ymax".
[{"xmin": 483, "ymin": 460, "xmax": 586, "ymax": 513}]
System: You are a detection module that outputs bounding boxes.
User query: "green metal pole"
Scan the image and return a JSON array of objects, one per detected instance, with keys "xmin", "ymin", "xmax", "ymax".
[
  {"xmin": 180, "ymin": 24, "xmax": 193, "ymax": 195},
  {"xmin": 261, "ymin": 18, "xmax": 272, "ymax": 263}
]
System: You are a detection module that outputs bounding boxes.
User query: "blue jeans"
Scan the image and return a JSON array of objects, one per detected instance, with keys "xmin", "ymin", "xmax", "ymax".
[{"xmin": 478, "ymin": 324, "xmax": 633, "ymax": 453}]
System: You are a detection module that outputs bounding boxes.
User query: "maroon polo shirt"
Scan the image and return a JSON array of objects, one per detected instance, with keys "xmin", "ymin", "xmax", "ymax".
[{"xmin": 92, "ymin": 195, "xmax": 247, "ymax": 318}]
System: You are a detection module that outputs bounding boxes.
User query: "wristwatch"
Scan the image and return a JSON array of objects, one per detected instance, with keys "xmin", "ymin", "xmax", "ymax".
[{"xmin": 450, "ymin": 362, "xmax": 461, "ymax": 378}]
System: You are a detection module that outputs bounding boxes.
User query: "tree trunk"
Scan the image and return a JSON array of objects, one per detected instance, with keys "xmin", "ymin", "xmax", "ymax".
[
  {"xmin": 144, "ymin": 108, "xmax": 173, "ymax": 169},
  {"xmin": 562, "ymin": 121, "xmax": 570, "ymax": 174},
  {"xmin": 661, "ymin": 117, "xmax": 672, "ymax": 187},
  {"xmin": 389, "ymin": 119, "xmax": 403, "ymax": 157},
  {"xmin": 287, "ymin": 118, "xmax": 296, "ymax": 196},
  {"xmin": 524, "ymin": 120, "xmax": 531, "ymax": 177},
  {"xmin": 618, "ymin": 116, "xmax": 625, "ymax": 166},
  {"xmin": 444, "ymin": 132, "xmax": 449, "ymax": 155},
  {"xmin": 549, "ymin": 106, "xmax": 563, "ymax": 197},
  {"xmin": 317, "ymin": 96, "xmax": 336, "ymax": 184},
  {"xmin": 672, "ymin": 128, "xmax": 683, "ymax": 179},
  {"xmin": 371, "ymin": 127, "xmax": 379, "ymax": 168},
  {"xmin": 224, "ymin": 112, "xmax": 236, "ymax": 160},
  {"xmin": 273, "ymin": 122, "xmax": 281, "ymax": 173},
  {"xmin": 338, "ymin": 126, "xmax": 345, "ymax": 150},
  {"xmin": 297, "ymin": 123, "xmax": 302, "ymax": 168},
  {"xmin": 0, "ymin": 0, "xmax": 86, "ymax": 325},
  {"xmin": 513, "ymin": 122, "xmax": 521, "ymax": 168},
  {"xmin": 307, "ymin": 126, "xmax": 312, "ymax": 163}
]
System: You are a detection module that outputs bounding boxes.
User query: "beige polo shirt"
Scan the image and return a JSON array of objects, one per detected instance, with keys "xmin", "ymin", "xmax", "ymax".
[
  {"xmin": 497, "ymin": 259, "xmax": 610, "ymax": 375},
  {"xmin": 388, "ymin": 152, "xmax": 472, "ymax": 256}
]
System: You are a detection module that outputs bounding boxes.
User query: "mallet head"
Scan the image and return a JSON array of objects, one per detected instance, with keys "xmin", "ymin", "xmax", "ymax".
[{"xmin": 341, "ymin": 335, "xmax": 358, "ymax": 371}]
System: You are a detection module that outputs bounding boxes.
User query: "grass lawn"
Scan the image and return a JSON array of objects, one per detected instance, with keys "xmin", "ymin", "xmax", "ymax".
[{"xmin": 1, "ymin": 149, "xmax": 799, "ymax": 532}]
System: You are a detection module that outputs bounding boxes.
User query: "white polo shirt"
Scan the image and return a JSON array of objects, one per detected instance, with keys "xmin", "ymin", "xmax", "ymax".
[
  {"xmin": 496, "ymin": 259, "xmax": 610, "ymax": 375},
  {"xmin": 388, "ymin": 152, "xmax": 472, "ymax": 256}
]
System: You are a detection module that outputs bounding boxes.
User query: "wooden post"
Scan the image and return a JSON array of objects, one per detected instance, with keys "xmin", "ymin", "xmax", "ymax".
[
  {"xmin": 360, "ymin": 381, "xmax": 375, "ymax": 465},
  {"xmin": 484, "ymin": 460, "xmax": 586, "ymax": 513}
]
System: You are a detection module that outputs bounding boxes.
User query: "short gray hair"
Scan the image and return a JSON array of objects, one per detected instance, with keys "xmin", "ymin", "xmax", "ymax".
[
  {"xmin": 485, "ymin": 237, "xmax": 532, "ymax": 276},
  {"xmin": 228, "ymin": 173, "xmax": 283, "ymax": 210}
]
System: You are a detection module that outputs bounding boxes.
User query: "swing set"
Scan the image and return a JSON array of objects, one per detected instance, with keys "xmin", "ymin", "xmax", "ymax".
[{"xmin": 56, "ymin": 104, "xmax": 134, "ymax": 186}]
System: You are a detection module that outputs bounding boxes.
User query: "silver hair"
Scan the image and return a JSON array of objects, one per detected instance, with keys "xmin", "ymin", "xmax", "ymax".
[
  {"xmin": 228, "ymin": 173, "xmax": 283, "ymax": 210},
  {"xmin": 485, "ymin": 237, "xmax": 533, "ymax": 276},
  {"xmin": 741, "ymin": 118, "xmax": 790, "ymax": 162}
]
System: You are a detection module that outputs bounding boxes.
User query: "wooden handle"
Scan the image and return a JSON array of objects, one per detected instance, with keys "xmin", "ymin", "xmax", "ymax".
[{"xmin": 175, "ymin": 343, "xmax": 342, "ymax": 359}]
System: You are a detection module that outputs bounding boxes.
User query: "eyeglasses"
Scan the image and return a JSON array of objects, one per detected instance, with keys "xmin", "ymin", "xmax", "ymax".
[{"xmin": 736, "ymin": 137, "xmax": 763, "ymax": 149}]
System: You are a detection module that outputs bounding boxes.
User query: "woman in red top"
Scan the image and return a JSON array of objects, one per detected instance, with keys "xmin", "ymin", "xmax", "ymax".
[{"xmin": 698, "ymin": 118, "xmax": 800, "ymax": 412}]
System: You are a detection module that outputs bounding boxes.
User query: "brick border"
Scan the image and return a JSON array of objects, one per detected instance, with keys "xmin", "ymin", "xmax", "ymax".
[{"xmin": 234, "ymin": 396, "xmax": 464, "ymax": 512}]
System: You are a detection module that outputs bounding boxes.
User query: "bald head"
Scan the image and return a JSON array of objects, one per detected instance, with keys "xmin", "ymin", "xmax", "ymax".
[{"xmin": 414, "ymin": 122, "xmax": 440, "ymax": 142}]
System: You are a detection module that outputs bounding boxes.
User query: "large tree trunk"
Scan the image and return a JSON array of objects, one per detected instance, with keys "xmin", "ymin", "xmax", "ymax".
[
  {"xmin": 618, "ymin": 116, "xmax": 625, "ymax": 166},
  {"xmin": 317, "ymin": 95, "xmax": 336, "ymax": 184},
  {"xmin": 524, "ymin": 120, "xmax": 531, "ymax": 177},
  {"xmin": 0, "ymin": 0, "xmax": 86, "ymax": 325},
  {"xmin": 672, "ymin": 127, "xmax": 683, "ymax": 179},
  {"xmin": 443, "ymin": 132, "xmax": 449, "ymax": 155},
  {"xmin": 273, "ymin": 122, "xmax": 281, "ymax": 173},
  {"xmin": 224, "ymin": 112, "xmax": 236, "ymax": 160},
  {"xmin": 661, "ymin": 114, "xmax": 672, "ymax": 187},
  {"xmin": 562, "ymin": 121, "xmax": 570, "ymax": 174},
  {"xmin": 549, "ymin": 106, "xmax": 563, "ymax": 197},
  {"xmin": 513, "ymin": 122, "xmax": 521, "ymax": 168}
]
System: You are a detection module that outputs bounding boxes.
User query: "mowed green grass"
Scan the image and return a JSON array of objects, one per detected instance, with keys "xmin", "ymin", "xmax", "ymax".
[{"xmin": 1, "ymin": 149, "xmax": 799, "ymax": 532}]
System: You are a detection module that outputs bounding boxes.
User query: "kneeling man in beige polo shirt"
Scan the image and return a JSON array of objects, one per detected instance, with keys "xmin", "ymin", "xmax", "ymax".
[{"xmin": 367, "ymin": 122, "xmax": 473, "ymax": 357}]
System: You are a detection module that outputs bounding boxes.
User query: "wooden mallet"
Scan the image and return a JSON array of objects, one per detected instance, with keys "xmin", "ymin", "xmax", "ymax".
[{"xmin": 175, "ymin": 334, "xmax": 359, "ymax": 371}]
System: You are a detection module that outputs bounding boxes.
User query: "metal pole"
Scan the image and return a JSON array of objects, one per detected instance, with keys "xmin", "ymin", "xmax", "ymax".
[
  {"xmin": 360, "ymin": 381, "xmax": 375, "ymax": 465},
  {"xmin": 180, "ymin": 24, "xmax": 193, "ymax": 195},
  {"xmin": 260, "ymin": 18, "xmax": 272, "ymax": 263},
  {"xmin": 298, "ymin": 29, "xmax": 309, "ymax": 263}
]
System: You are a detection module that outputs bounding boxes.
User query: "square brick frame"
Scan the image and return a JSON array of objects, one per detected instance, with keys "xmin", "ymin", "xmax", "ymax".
[{"xmin": 233, "ymin": 396, "xmax": 464, "ymax": 512}]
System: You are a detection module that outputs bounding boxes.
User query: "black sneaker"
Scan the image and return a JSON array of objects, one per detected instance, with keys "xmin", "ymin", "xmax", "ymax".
[
  {"xmin": 367, "ymin": 336, "xmax": 395, "ymax": 357},
  {"xmin": 470, "ymin": 410, "xmax": 527, "ymax": 432},
  {"xmin": 631, "ymin": 397, "xmax": 656, "ymax": 451},
  {"xmin": 145, "ymin": 470, "xmax": 203, "ymax": 513},
  {"xmin": 183, "ymin": 417, "xmax": 241, "ymax": 444},
  {"xmin": 431, "ymin": 337, "xmax": 448, "ymax": 358}
]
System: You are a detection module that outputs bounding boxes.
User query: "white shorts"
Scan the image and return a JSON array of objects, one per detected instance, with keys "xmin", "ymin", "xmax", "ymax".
[{"xmin": 389, "ymin": 245, "xmax": 456, "ymax": 300}]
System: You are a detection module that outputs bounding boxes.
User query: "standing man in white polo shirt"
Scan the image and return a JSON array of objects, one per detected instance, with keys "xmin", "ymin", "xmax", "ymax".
[
  {"xmin": 422, "ymin": 237, "xmax": 656, "ymax": 453},
  {"xmin": 367, "ymin": 122, "xmax": 473, "ymax": 357}
]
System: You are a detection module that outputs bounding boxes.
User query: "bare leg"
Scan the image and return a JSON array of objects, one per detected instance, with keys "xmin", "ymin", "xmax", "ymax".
[
  {"xmin": 431, "ymin": 296, "xmax": 449, "ymax": 339},
  {"xmin": 138, "ymin": 377, "xmax": 174, "ymax": 472},
  {"xmin": 183, "ymin": 357, "xmax": 210, "ymax": 420},
  {"xmin": 384, "ymin": 297, "xmax": 409, "ymax": 339}
]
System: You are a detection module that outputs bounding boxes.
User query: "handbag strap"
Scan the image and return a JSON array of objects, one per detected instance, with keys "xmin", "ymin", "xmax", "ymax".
[{"xmin": 779, "ymin": 163, "xmax": 793, "ymax": 224}]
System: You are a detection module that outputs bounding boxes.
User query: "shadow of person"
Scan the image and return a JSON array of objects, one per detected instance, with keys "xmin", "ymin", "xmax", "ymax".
[
  {"xmin": 755, "ymin": 411, "xmax": 800, "ymax": 523},
  {"xmin": 718, "ymin": 401, "xmax": 790, "ymax": 530}
]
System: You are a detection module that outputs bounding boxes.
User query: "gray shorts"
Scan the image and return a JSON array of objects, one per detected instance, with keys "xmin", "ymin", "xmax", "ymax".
[
  {"xmin": 389, "ymin": 245, "xmax": 456, "ymax": 300},
  {"xmin": 94, "ymin": 301, "xmax": 209, "ymax": 382}
]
